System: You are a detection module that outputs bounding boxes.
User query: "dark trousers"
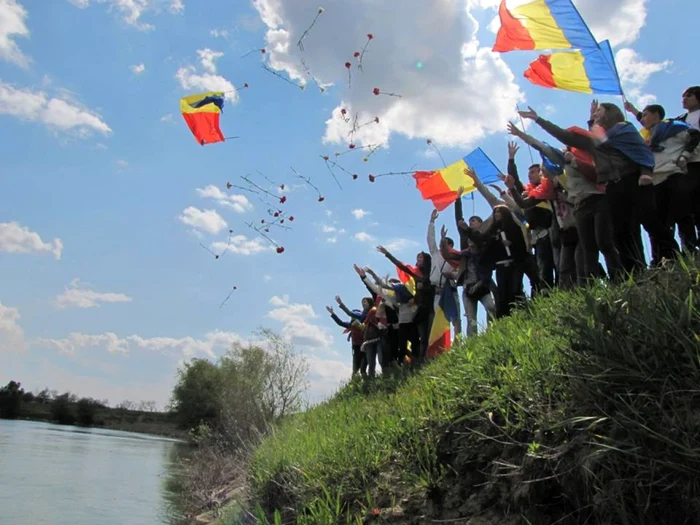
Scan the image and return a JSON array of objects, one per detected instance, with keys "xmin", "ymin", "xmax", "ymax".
[
  {"xmin": 495, "ymin": 261, "xmax": 525, "ymax": 318},
  {"xmin": 558, "ymin": 227, "xmax": 583, "ymax": 289},
  {"xmin": 382, "ymin": 326, "xmax": 399, "ymax": 367},
  {"xmin": 653, "ymin": 173, "xmax": 697, "ymax": 257},
  {"xmin": 575, "ymin": 194, "xmax": 622, "ymax": 281},
  {"xmin": 688, "ymin": 163, "xmax": 700, "ymax": 244},
  {"xmin": 606, "ymin": 175, "xmax": 678, "ymax": 275},
  {"xmin": 352, "ymin": 345, "xmax": 366, "ymax": 376},
  {"xmin": 535, "ymin": 233, "xmax": 556, "ymax": 289},
  {"xmin": 398, "ymin": 323, "xmax": 419, "ymax": 364},
  {"xmin": 523, "ymin": 253, "xmax": 542, "ymax": 296}
]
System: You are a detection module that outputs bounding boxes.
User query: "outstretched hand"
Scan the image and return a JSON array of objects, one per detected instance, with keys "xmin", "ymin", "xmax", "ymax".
[
  {"xmin": 590, "ymin": 99, "xmax": 599, "ymax": 119},
  {"xmin": 430, "ymin": 209, "xmax": 439, "ymax": 222},
  {"xmin": 507, "ymin": 121, "xmax": 522, "ymax": 137},
  {"xmin": 508, "ymin": 140, "xmax": 520, "ymax": 159},
  {"xmin": 353, "ymin": 263, "xmax": 366, "ymax": 278},
  {"xmin": 335, "ymin": 295, "xmax": 342, "ymax": 305},
  {"xmin": 518, "ymin": 106, "xmax": 538, "ymax": 120},
  {"xmin": 440, "ymin": 224, "xmax": 448, "ymax": 239},
  {"xmin": 376, "ymin": 245, "xmax": 388, "ymax": 255},
  {"xmin": 326, "ymin": 305, "xmax": 334, "ymax": 314}
]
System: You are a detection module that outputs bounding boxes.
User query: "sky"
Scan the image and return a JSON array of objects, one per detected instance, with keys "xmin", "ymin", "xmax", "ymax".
[{"xmin": 0, "ymin": 0, "xmax": 694, "ymax": 409}]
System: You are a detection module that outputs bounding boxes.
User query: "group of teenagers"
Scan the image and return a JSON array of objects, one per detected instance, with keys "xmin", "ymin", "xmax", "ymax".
[{"xmin": 326, "ymin": 86, "xmax": 700, "ymax": 378}]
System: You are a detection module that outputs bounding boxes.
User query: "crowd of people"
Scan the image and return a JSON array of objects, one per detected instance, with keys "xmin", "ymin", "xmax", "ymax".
[{"xmin": 326, "ymin": 86, "xmax": 700, "ymax": 378}]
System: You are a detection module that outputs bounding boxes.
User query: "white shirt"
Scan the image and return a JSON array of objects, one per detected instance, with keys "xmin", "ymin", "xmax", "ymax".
[{"xmin": 687, "ymin": 110, "xmax": 700, "ymax": 131}]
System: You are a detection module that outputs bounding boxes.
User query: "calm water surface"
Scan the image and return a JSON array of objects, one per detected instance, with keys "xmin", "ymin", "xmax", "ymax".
[{"xmin": 0, "ymin": 419, "xmax": 188, "ymax": 525}]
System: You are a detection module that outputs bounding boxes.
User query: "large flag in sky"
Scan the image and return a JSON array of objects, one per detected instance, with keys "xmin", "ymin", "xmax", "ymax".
[
  {"xmin": 524, "ymin": 39, "xmax": 623, "ymax": 95},
  {"xmin": 413, "ymin": 148, "xmax": 502, "ymax": 211},
  {"xmin": 492, "ymin": 0, "xmax": 599, "ymax": 53},
  {"xmin": 180, "ymin": 92, "xmax": 226, "ymax": 145}
]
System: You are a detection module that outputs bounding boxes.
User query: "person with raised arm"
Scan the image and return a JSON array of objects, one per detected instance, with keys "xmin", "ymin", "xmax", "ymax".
[
  {"xmin": 376, "ymin": 245, "xmax": 433, "ymax": 362},
  {"xmin": 507, "ymin": 121, "xmax": 622, "ymax": 282},
  {"xmin": 427, "ymin": 209, "xmax": 462, "ymax": 338},
  {"xmin": 326, "ymin": 304, "xmax": 366, "ymax": 377},
  {"xmin": 518, "ymin": 102, "xmax": 678, "ymax": 274}
]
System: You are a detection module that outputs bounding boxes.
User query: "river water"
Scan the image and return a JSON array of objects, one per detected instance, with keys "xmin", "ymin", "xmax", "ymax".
[{"xmin": 0, "ymin": 419, "xmax": 188, "ymax": 525}]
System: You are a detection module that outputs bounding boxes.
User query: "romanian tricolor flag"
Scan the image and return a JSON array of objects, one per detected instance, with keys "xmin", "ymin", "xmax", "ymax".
[
  {"xmin": 524, "ymin": 40, "xmax": 623, "ymax": 95},
  {"xmin": 180, "ymin": 92, "xmax": 226, "ymax": 145},
  {"xmin": 493, "ymin": 0, "xmax": 599, "ymax": 53},
  {"xmin": 396, "ymin": 264, "xmax": 418, "ymax": 296},
  {"xmin": 427, "ymin": 284, "xmax": 459, "ymax": 359},
  {"xmin": 413, "ymin": 148, "xmax": 502, "ymax": 211}
]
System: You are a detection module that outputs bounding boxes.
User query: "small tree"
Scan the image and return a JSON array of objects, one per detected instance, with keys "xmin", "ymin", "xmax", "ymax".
[
  {"xmin": 170, "ymin": 359, "xmax": 223, "ymax": 430},
  {"xmin": 0, "ymin": 381, "xmax": 25, "ymax": 419},
  {"xmin": 76, "ymin": 398, "xmax": 98, "ymax": 425},
  {"xmin": 51, "ymin": 393, "xmax": 76, "ymax": 425}
]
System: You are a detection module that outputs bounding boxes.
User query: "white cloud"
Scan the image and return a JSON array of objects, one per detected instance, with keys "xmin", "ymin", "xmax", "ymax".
[
  {"xmin": 115, "ymin": 159, "xmax": 129, "ymax": 169},
  {"xmin": 54, "ymin": 278, "xmax": 132, "ymax": 310},
  {"xmin": 197, "ymin": 48, "xmax": 223, "ymax": 74},
  {"xmin": 210, "ymin": 29, "xmax": 228, "ymax": 38},
  {"xmin": 211, "ymin": 235, "xmax": 272, "ymax": 256},
  {"xmin": 0, "ymin": 221, "xmax": 63, "ymax": 260},
  {"xmin": 130, "ymin": 62, "xmax": 145, "ymax": 74},
  {"xmin": 384, "ymin": 238, "xmax": 420, "ymax": 253},
  {"xmin": 176, "ymin": 48, "xmax": 240, "ymax": 102},
  {"xmin": 35, "ymin": 329, "xmax": 246, "ymax": 359},
  {"xmin": 615, "ymin": 48, "xmax": 671, "ymax": 107},
  {"xmin": 326, "ymin": 237, "xmax": 337, "ymax": 244},
  {"xmin": 0, "ymin": 80, "xmax": 112, "ymax": 137},
  {"xmin": 178, "ymin": 207, "xmax": 228, "ymax": 235},
  {"xmin": 0, "ymin": 301, "xmax": 26, "ymax": 353},
  {"xmin": 160, "ymin": 113, "xmax": 173, "ymax": 122},
  {"xmin": 321, "ymin": 225, "xmax": 336, "ymax": 233},
  {"xmin": 196, "ymin": 184, "xmax": 253, "ymax": 214},
  {"xmin": 267, "ymin": 295, "xmax": 333, "ymax": 349},
  {"xmin": 0, "ymin": 0, "xmax": 30, "ymax": 67},
  {"xmin": 354, "ymin": 232, "xmax": 375, "ymax": 243},
  {"xmin": 68, "ymin": 0, "xmax": 181, "ymax": 31},
  {"xmin": 263, "ymin": 274, "xmax": 272, "ymax": 281},
  {"xmin": 253, "ymin": 0, "xmax": 524, "ymax": 149},
  {"xmin": 169, "ymin": 0, "xmax": 183, "ymax": 13},
  {"xmin": 351, "ymin": 209, "xmax": 370, "ymax": 220}
]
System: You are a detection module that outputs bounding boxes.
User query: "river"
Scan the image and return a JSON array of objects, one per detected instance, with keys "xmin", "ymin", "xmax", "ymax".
[{"xmin": 0, "ymin": 419, "xmax": 188, "ymax": 525}]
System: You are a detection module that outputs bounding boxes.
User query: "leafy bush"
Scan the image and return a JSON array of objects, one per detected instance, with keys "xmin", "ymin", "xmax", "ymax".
[
  {"xmin": 240, "ymin": 258, "xmax": 700, "ymax": 525},
  {"xmin": 0, "ymin": 381, "xmax": 24, "ymax": 419},
  {"xmin": 50, "ymin": 393, "xmax": 76, "ymax": 425}
]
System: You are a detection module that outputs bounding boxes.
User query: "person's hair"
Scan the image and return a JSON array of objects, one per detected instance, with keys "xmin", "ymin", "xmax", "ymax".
[
  {"xmin": 598, "ymin": 103, "xmax": 625, "ymax": 129},
  {"xmin": 417, "ymin": 251, "xmax": 432, "ymax": 277},
  {"xmin": 493, "ymin": 204, "xmax": 515, "ymax": 227},
  {"xmin": 468, "ymin": 215, "xmax": 482, "ymax": 223},
  {"xmin": 362, "ymin": 296, "xmax": 375, "ymax": 309},
  {"xmin": 683, "ymin": 86, "xmax": 700, "ymax": 99},
  {"xmin": 528, "ymin": 164, "xmax": 540, "ymax": 172},
  {"xmin": 444, "ymin": 236, "xmax": 454, "ymax": 247},
  {"xmin": 643, "ymin": 104, "xmax": 665, "ymax": 120}
]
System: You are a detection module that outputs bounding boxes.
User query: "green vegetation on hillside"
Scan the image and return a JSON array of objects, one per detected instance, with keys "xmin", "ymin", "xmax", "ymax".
[{"xmin": 235, "ymin": 259, "xmax": 700, "ymax": 525}]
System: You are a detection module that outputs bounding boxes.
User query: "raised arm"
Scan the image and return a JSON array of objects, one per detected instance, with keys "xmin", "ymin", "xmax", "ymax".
[
  {"xmin": 326, "ymin": 306, "xmax": 352, "ymax": 330},
  {"xmin": 508, "ymin": 121, "xmax": 566, "ymax": 167},
  {"xmin": 519, "ymin": 106, "xmax": 597, "ymax": 152},
  {"xmin": 377, "ymin": 246, "xmax": 419, "ymax": 279},
  {"xmin": 335, "ymin": 295, "xmax": 361, "ymax": 320},
  {"xmin": 427, "ymin": 209, "xmax": 439, "ymax": 254}
]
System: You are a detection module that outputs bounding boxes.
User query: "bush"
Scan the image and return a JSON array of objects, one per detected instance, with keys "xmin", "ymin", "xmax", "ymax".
[
  {"xmin": 76, "ymin": 398, "xmax": 99, "ymax": 426},
  {"xmin": 0, "ymin": 381, "xmax": 24, "ymax": 419},
  {"xmin": 51, "ymin": 394, "xmax": 76, "ymax": 425},
  {"xmin": 240, "ymin": 258, "xmax": 700, "ymax": 525}
]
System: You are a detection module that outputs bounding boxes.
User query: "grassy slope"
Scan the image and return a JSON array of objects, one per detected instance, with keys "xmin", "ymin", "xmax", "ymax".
[{"xmin": 235, "ymin": 259, "xmax": 700, "ymax": 525}]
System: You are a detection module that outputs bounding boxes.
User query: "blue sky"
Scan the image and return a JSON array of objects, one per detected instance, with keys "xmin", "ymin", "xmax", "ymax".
[{"xmin": 0, "ymin": 0, "xmax": 694, "ymax": 408}]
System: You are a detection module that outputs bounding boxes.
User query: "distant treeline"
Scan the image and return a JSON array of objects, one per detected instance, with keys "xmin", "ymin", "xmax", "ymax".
[{"xmin": 0, "ymin": 380, "xmax": 185, "ymax": 439}]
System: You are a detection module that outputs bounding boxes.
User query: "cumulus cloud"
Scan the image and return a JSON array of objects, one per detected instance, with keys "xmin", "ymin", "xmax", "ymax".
[
  {"xmin": 0, "ymin": 80, "xmax": 112, "ymax": 137},
  {"xmin": 130, "ymin": 62, "xmax": 145, "ymax": 74},
  {"xmin": 210, "ymin": 29, "xmax": 228, "ymax": 38},
  {"xmin": 196, "ymin": 184, "xmax": 253, "ymax": 214},
  {"xmin": 36, "ymin": 329, "xmax": 245, "ymax": 358},
  {"xmin": 253, "ymin": 0, "xmax": 524, "ymax": 149},
  {"xmin": 0, "ymin": 222, "xmax": 63, "ymax": 260},
  {"xmin": 354, "ymin": 232, "xmax": 375, "ymax": 243},
  {"xmin": 0, "ymin": 0, "xmax": 30, "ymax": 67},
  {"xmin": 615, "ymin": 48, "xmax": 671, "ymax": 106},
  {"xmin": 178, "ymin": 206, "xmax": 228, "ymax": 235},
  {"xmin": 68, "ymin": 0, "xmax": 181, "ymax": 31},
  {"xmin": 54, "ymin": 278, "xmax": 132, "ymax": 309},
  {"xmin": 175, "ymin": 48, "xmax": 239, "ymax": 102},
  {"xmin": 210, "ymin": 234, "xmax": 272, "ymax": 256},
  {"xmin": 384, "ymin": 238, "xmax": 420, "ymax": 253},
  {"xmin": 351, "ymin": 208, "xmax": 370, "ymax": 220},
  {"xmin": 0, "ymin": 301, "xmax": 27, "ymax": 353},
  {"xmin": 267, "ymin": 295, "xmax": 333, "ymax": 349}
]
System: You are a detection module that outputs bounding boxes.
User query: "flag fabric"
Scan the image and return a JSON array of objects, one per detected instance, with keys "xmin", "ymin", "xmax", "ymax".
[
  {"xmin": 493, "ymin": 0, "xmax": 599, "ymax": 53},
  {"xmin": 524, "ymin": 40, "xmax": 623, "ymax": 95},
  {"xmin": 396, "ymin": 264, "xmax": 418, "ymax": 296},
  {"xmin": 464, "ymin": 147, "xmax": 503, "ymax": 185},
  {"xmin": 413, "ymin": 157, "xmax": 477, "ymax": 211},
  {"xmin": 180, "ymin": 92, "xmax": 226, "ymax": 145},
  {"xmin": 427, "ymin": 284, "xmax": 457, "ymax": 359}
]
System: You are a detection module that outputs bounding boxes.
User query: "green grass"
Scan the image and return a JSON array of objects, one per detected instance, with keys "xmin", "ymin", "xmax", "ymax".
[{"xmin": 232, "ymin": 258, "xmax": 700, "ymax": 525}]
